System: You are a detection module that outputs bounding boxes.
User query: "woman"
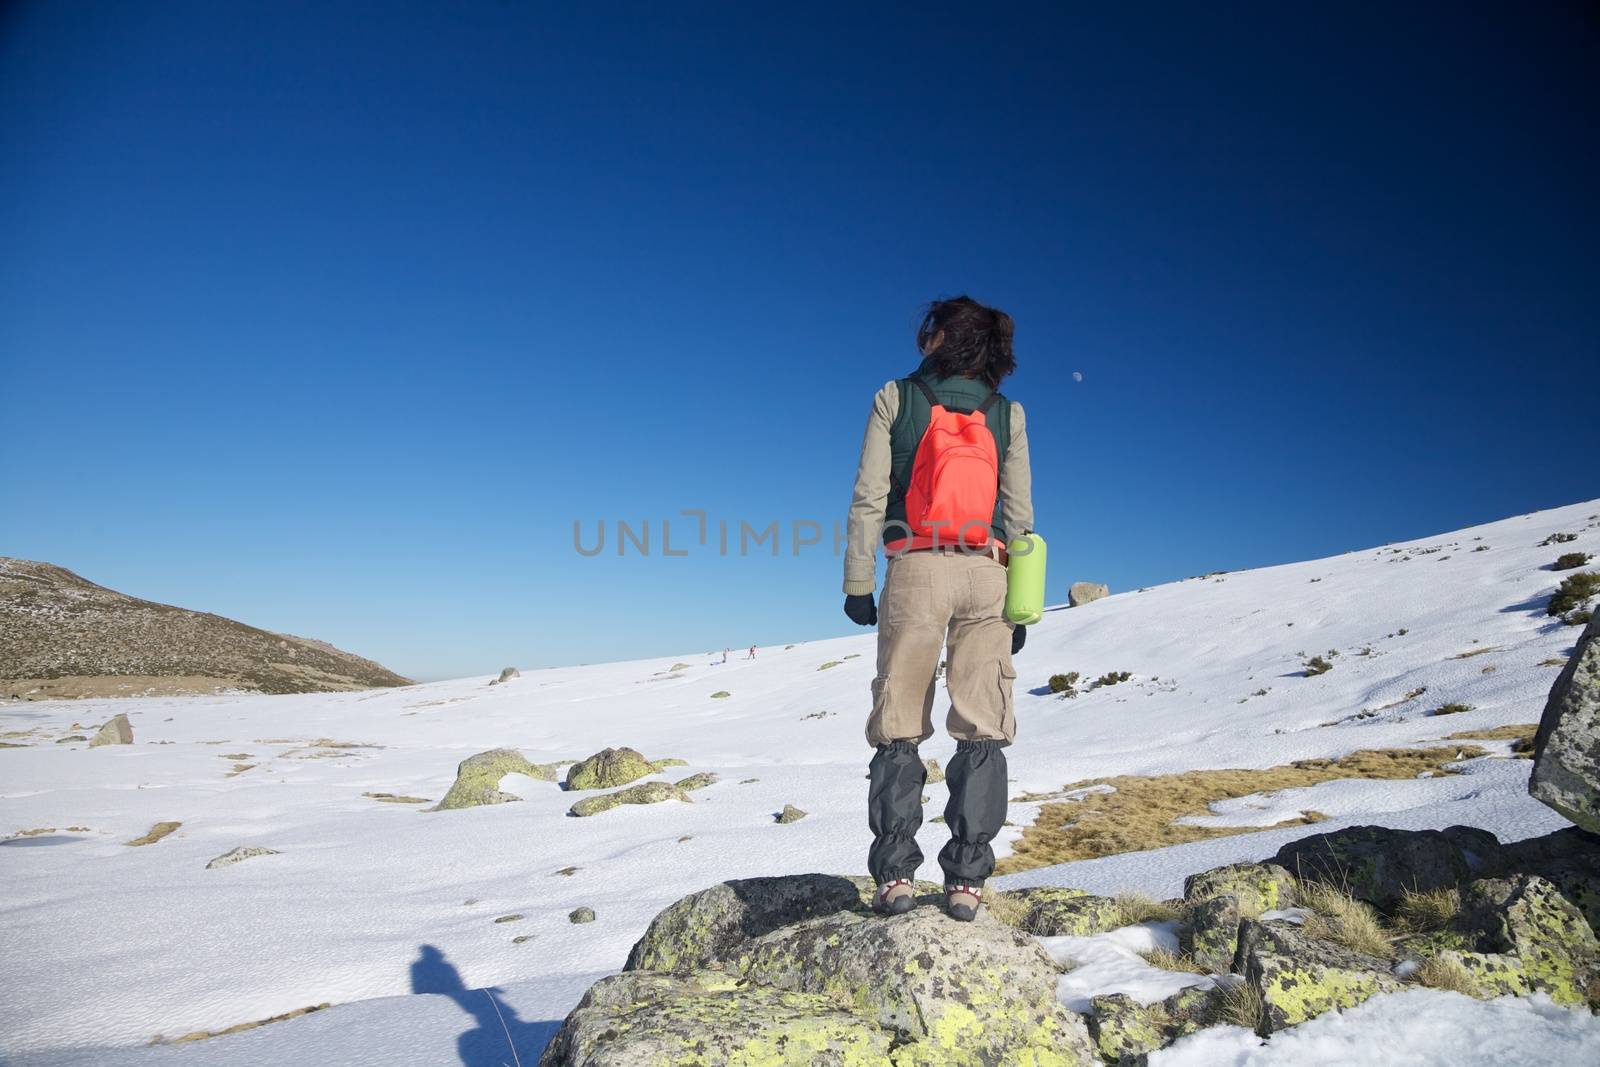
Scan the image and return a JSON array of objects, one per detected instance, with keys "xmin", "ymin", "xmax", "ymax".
[{"xmin": 842, "ymin": 295, "xmax": 1034, "ymax": 921}]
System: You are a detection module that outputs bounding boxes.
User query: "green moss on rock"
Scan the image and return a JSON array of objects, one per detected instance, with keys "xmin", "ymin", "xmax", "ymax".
[
  {"xmin": 432, "ymin": 748, "xmax": 561, "ymax": 811},
  {"xmin": 568, "ymin": 780, "xmax": 688, "ymax": 818},
  {"xmin": 565, "ymin": 747, "xmax": 657, "ymax": 791}
]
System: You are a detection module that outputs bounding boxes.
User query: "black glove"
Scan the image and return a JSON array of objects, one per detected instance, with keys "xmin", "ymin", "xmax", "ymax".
[
  {"xmin": 844, "ymin": 593, "xmax": 878, "ymax": 626},
  {"xmin": 1011, "ymin": 625, "xmax": 1027, "ymax": 655}
]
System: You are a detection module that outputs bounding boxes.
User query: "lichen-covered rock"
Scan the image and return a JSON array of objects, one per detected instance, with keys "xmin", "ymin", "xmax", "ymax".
[
  {"xmin": 592, "ymin": 874, "xmax": 1099, "ymax": 1066},
  {"xmin": 1069, "ymin": 582, "xmax": 1110, "ymax": 607},
  {"xmin": 88, "ymin": 713, "xmax": 132, "ymax": 747},
  {"xmin": 1459, "ymin": 874, "xmax": 1600, "ymax": 1005},
  {"xmin": 1088, "ymin": 993, "xmax": 1165, "ymax": 1064},
  {"xmin": 564, "ymin": 747, "xmax": 656, "ymax": 791},
  {"xmin": 1182, "ymin": 894, "xmax": 1242, "ymax": 973},
  {"xmin": 675, "ymin": 772, "xmax": 719, "ymax": 792},
  {"xmin": 626, "ymin": 874, "xmax": 864, "ymax": 973},
  {"xmin": 1530, "ymin": 612, "xmax": 1600, "ymax": 833},
  {"xmin": 569, "ymin": 907, "xmax": 596, "ymax": 924},
  {"xmin": 1498, "ymin": 827, "xmax": 1600, "ymax": 935},
  {"xmin": 731, "ymin": 907, "xmax": 1096, "ymax": 1066},
  {"xmin": 1272, "ymin": 825, "xmax": 1470, "ymax": 911},
  {"xmin": 652, "ymin": 757, "xmax": 689, "ymax": 770},
  {"xmin": 568, "ymin": 780, "xmax": 688, "ymax": 818},
  {"xmin": 489, "ymin": 666, "xmax": 520, "ymax": 685},
  {"xmin": 1183, "ymin": 862, "xmax": 1296, "ymax": 915},
  {"xmin": 1434, "ymin": 950, "xmax": 1535, "ymax": 998},
  {"xmin": 1235, "ymin": 918, "xmax": 1400, "ymax": 1033},
  {"xmin": 536, "ymin": 971, "xmax": 895, "ymax": 1066},
  {"xmin": 775, "ymin": 804, "xmax": 808, "ymax": 824},
  {"xmin": 205, "ymin": 845, "xmax": 279, "ymax": 869},
  {"xmin": 1000, "ymin": 886, "xmax": 1123, "ymax": 936},
  {"xmin": 924, "ymin": 758, "xmax": 945, "ymax": 784},
  {"xmin": 432, "ymin": 748, "xmax": 561, "ymax": 811}
]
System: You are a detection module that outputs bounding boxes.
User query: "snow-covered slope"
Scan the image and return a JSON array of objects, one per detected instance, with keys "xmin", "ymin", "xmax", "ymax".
[{"xmin": 3, "ymin": 499, "xmax": 1598, "ymax": 1064}]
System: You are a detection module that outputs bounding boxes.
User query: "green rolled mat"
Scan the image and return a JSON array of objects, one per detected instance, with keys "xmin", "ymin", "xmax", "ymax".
[{"xmin": 1005, "ymin": 532, "xmax": 1047, "ymax": 625}]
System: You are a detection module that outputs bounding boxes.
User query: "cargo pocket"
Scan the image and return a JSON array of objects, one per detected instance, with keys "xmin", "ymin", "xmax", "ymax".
[
  {"xmin": 866, "ymin": 674, "xmax": 893, "ymax": 746},
  {"xmin": 997, "ymin": 661, "xmax": 1017, "ymax": 742}
]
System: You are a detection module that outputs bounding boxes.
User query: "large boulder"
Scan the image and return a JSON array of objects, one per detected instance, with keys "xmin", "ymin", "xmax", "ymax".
[
  {"xmin": 546, "ymin": 873, "xmax": 1098, "ymax": 1067},
  {"xmin": 88, "ymin": 713, "xmax": 132, "ymax": 747},
  {"xmin": 432, "ymin": 748, "xmax": 560, "ymax": 811},
  {"xmin": 1530, "ymin": 613, "xmax": 1600, "ymax": 833},
  {"xmin": 489, "ymin": 666, "xmax": 520, "ymax": 685},
  {"xmin": 1498, "ymin": 827, "xmax": 1600, "ymax": 935},
  {"xmin": 1068, "ymin": 582, "xmax": 1110, "ymax": 607},
  {"xmin": 565, "ymin": 747, "xmax": 656, "ymax": 791},
  {"xmin": 1234, "ymin": 918, "xmax": 1401, "ymax": 1034},
  {"xmin": 1271, "ymin": 825, "xmax": 1470, "ymax": 911}
]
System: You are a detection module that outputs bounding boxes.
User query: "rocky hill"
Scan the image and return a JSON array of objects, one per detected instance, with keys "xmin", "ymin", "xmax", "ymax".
[{"xmin": 0, "ymin": 557, "xmax": 412, "ymax": 698}]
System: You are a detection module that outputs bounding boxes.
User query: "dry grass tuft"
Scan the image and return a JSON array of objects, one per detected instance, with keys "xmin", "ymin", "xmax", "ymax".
[
  {"xmin": 981, "ymin": 888, "xmax": 1031, "ymax": 930},
  {"xmin": 996, "ymin": 745, "xmax": 1485, "ymax": 875},
  {"xmin": 152, "ymin": 1003, "xmax": 331, "ymax": 1044},
  {"xmin": 1415, "ymin": 955, "xmax": 1479, "ymax": 997},
  {"xmin": 1114, "ymin": 892, "xmax": 1183, "ymax": 925},
  {"xmin": 1213, "ymin": 981, "xmax": 1264, "ymax": 1031},
  {"xmin": 1397, "ymin": 887, "xmax": 1462, "ymax": 932},
  {"xmin": 124, "ymin": 821, "xmax": 182, "ymax": 847},
  {"xmin": 1139, "ymin": 948, "xmax": 1202, "ymax": 973},
  {"xmin": 1296, "ymin": 880, "xmax": 1395, "ymax": 959}
]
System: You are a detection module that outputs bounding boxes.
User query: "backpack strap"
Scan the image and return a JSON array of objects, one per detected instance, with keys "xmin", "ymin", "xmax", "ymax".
[{"xmin": 911, "ymin": 377, "xmax": 940, "ymax": 409}]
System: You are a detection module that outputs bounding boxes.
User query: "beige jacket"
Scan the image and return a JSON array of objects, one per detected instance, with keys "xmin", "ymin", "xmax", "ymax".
[{"xmin": 843, "ymin": 381, "xmax": 1034, "ymax": 595}]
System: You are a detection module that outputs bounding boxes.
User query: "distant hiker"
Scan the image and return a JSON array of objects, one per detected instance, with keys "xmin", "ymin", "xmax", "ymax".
[
  {"xmin": 747, "ymin": 645, "xmax": 757, "ymax": 660},
  {"xmin": 722, "ymin": 648, "xmax": 729, "ymax": 664},
  {"xmin": 843, "ymin": 296, "xmax": 1033, "ymax": 922}
]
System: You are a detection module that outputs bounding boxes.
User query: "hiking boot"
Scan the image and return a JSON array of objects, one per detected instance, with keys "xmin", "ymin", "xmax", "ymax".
[
  {"xmin": 873, "ymin": 878, "xmax": 916, "ymax": 916},
  {"xmin": 945, "ymin": 882, "xmax": 983, "ymax": 922}
]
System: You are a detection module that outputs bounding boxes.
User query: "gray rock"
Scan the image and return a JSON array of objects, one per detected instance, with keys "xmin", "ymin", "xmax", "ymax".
[
  {"xmin": 1069, "ymin": 582, "xmax": 1110, "ymax": 607},
  {"xmin": 1182, "ymin": 894, "xmax": 1242, "ymax": 973},
  {"xmin": 1438, "ymin": 825, "xmax": 1507, "ymax": 875},
  {"xmin": 1183, "ymin": 862, "xmax": 1297, "ymax": 914},
  {"xmin": 1530, "ymin": 613, "xmax": 1600, "ymax": 833},
  {"xmin": 569, "ymin": 906, "xmax": 596, "ymax": 924},
  {"xmin": 1002, "ymin": 886, "xmax": 1124, "ymax": 936},
  {"xmin": 923, "ymin": 757, "xmax": 945, "ymax": 784},
  {"xmin": 1272, "ymin": 824, "xmax": 1470, "ymax": 911},
  {"xmin": 674, "ymin": 772, "xmax": 719, "ymax": 793},
  {"xmin": 88, "ymin": 713, "xmax": 132, "ymax": 747},
  {"xmin": 489, "ymin": 666, "xmax": 520, "ymax": 685},
  {"xmin": 1498, "ymin": 827, "xmax": 1600, "ymax": 935},
  {"xmin": 206, "ymin": 845, "xmax": 279, "ymax": 869},
  {"xmin": 775, "ymin": 804, "xmax": 808, "ymax": 824}
]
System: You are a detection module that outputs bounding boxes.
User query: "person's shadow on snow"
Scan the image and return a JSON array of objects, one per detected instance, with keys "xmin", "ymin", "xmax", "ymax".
[{"xmin": 410, "ymin": 944, "xmax": 560, "ymax": 1067}]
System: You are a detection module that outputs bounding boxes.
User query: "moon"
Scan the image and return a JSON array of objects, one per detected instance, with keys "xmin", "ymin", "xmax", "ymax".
[{"xmin": 1072, "ymin": 371, "xmax": 1083, "ymax": 382}]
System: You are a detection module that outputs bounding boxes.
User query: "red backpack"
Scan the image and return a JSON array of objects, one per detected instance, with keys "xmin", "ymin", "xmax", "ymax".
[{"xmin": 902, "ymin": 378, "xmax": 1001, "ymax": 548}]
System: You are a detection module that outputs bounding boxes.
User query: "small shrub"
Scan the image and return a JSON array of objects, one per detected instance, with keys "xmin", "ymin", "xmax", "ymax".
[
  {"xmin": 1303, "ymin": 655, "xmax": 1333, "ymax": 677},
  {"xmin": 1048, "ymin": 672, "xmax": 1080, "ymax": 695},
  {"xmin": 1415, "ymin": 954, "xmax": 1480, "ymax": 997},
  {"xmin": 1548, "ymin": 572, "xmax": 1600, "ymax": 618},
  {"xmin": 1092, "ymin": 671, "xmax": 1132, "ymax": 688},
  {"xmin": 1430, "ymin": 703, "xmax": 1473, "ymax": 717},
  {"xmin": 816, "ymin": 661, "xmax": 842, "ymax": 671},
  {"xmin": 1397, "ymin": 628, "xmax": 1409, "ymax": 636},
  {"xmin": 1540, "ymin": 532, "xmax": 1578, "ymax": 546},
  {"xmin": 1567, "ymin": 608, "xmax": 1594, "ymax": 626},
  {"xmin": 1553, "ymin": 552, "xmax": 1593, "ymax": 571}
]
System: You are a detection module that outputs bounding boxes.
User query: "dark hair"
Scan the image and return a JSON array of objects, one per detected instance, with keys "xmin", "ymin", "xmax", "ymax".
[{"xmin": 915, "ymin": 295, "xmax": 1016, "ymax": 387}]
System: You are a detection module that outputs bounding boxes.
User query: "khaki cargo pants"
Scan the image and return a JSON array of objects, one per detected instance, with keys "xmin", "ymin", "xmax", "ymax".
[{"xmin": 865, "ymin": 550, "xmax": 1017, "ymax": 747}]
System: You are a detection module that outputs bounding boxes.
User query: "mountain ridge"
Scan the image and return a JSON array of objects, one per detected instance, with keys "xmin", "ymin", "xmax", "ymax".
[{"xmin": 0, "ymin": 557, "xmax": 412, "ymax": 698}]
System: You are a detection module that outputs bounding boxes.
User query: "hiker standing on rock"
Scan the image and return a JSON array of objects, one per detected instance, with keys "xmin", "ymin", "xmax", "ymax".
[{"xmin": 842, "ymin": 295, "xmax": 1033, "ymax": 922}]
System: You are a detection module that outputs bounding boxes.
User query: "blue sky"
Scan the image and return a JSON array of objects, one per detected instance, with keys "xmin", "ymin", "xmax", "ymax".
[{"xmin": 2, "ymin": 3, "xmax": 1595, "ymax": 681}]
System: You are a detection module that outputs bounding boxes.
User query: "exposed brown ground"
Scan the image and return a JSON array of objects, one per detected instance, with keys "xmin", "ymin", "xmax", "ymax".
[
  {"xmin": 996, "ymin": 745, "xmax": 1486, "ymax": 875},
  {"xmin": 151, "ymin": 1003, "xmax": 331, "ymax": 1044}
]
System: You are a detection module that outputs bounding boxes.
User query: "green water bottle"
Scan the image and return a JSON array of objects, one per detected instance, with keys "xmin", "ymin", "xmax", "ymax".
[{"xmin": 1005, "ymin": 532, "xmax": 1047, "ymax": 625}]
